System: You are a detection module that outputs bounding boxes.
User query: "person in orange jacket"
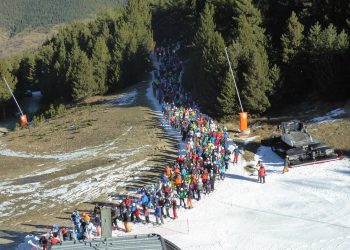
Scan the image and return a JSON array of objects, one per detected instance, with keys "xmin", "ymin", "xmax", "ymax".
[
  {"xmin": 174, "ymin": 174, "xmax": 182, "ymax": 192},
  {"xmin": 201, "ymin": 170, "xmax": 208, "ymax": 186},
  {"xmin": 165, "ymin": 165, "xmax": 172, "ymax": 178},
  {"xmin": 257, "ymin": 162, "xmax": 266, "ymax": 184}
]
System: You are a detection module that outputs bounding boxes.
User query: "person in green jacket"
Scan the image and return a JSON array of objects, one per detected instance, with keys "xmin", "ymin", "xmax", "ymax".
[{"xmin": 178, "ymin": 188, "xmax": 187, "ymax": 208}]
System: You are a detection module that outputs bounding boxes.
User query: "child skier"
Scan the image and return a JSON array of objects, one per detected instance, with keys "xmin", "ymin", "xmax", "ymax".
[{"xmin": 233, "ymin": 146, "xmax": 240, "ymax": 164}]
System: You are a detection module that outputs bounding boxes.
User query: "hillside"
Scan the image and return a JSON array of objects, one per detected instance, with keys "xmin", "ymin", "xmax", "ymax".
[
  {"xmin": 0, "ymin": 0, "xmax": 123, "ymax": 35},
  {"xmin": 0, "ymin": 26, "xmax": 60, "ymax": 58},
  {"xmin": 0, "ymin": 0, "xmax": 125, "ymax": 58}
]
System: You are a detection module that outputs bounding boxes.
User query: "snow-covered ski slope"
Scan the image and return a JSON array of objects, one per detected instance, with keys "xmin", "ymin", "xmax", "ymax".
[{"xmin": 117, "ymin": 146, "xmax": 350, "ymax": 250}]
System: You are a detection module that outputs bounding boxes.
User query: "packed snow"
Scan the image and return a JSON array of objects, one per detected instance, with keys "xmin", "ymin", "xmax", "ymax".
[
  {"xmin": 112, "ymin": 148, "xmax": 350, "ymax": 250},
  {"xmin": 309, "ymin": 108, "xmax": 346, "ymax": 124},
  {"xmin": 104, "ymin": 90, "xmax": 137, "ymax": 106}
]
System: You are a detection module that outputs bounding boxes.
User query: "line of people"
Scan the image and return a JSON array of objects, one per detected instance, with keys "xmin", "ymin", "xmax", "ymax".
[{"xmin": 105, "ymin": 44, "xmax": 240, "ymax": 232}]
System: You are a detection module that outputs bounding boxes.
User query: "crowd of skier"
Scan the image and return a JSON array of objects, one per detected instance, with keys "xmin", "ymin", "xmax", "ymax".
[
  {"xmin": 36, "ymin": 44, "xmax": 242, "ymax": 248},
  {"xmin": 105, "ymin": 44, "xmax": 240, "ymax": 232}
]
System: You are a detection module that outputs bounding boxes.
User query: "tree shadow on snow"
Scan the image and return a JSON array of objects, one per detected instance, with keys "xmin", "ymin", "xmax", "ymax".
[{"xmin": 333, "ymin": 169, "xmax": 350, "ymax": 175}]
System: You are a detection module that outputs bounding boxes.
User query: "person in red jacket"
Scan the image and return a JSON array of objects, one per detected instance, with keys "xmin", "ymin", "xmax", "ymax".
[
  {"xmin": 171, "ymin": 198, "xmax": 178, "ymax": 219},
  {"xmin": 124, "ymin": 196, "xmax": 131, "ymax": 210},
  {"xmin": 258, "ymin": 163, "xmax": 266, "ymax": 184}
]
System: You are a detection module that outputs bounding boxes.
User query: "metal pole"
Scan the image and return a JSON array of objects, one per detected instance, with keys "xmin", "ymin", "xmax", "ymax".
[
  {"xmin": 1, "ymin": 76, "xmax": 24, "ymax": 116},
  {"xmin": 224, "ymin": 47, "xmax": 244, "ymax": 113}
]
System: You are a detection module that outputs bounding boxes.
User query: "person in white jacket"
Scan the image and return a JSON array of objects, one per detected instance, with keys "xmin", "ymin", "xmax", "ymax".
[{"xmin": 86, "ymin": 222, "xmax": 96, "ymax": 239}]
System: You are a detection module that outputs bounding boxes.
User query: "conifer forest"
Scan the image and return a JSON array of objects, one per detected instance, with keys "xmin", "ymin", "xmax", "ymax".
[{"xmin": 1, "ymin": 0, "xmax": 350, "ymax": 120}]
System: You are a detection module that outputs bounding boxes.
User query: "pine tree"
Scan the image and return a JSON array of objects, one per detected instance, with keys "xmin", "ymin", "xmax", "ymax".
[
  {"xmin": 0, "ymin": 59, "xmax": 17, "ymax": 119},
  {"xmin": 54, "ymin": 45, "xmax": 69, "ymax": 100},
  {"xmin": 91, "ymin": 37, "xmax": 110, "ymax": 95},
  {"xmin": 217, "ymin": 72, "xmax": 237, "ymax": 119},
  {"xmin": 116, "ymin": 0, "xmax": 154, "ymax": 87},
  {"xmin": 193, "ymin": 3, "xmax": 234, "ymax": 117},
  {"xmin": 16, "ymin": 53, "xmax": 36, "ymax": 95},
  {"xmin": 306, "ymin": 22, "xmax": 350, "ymax": 98},
  {"xmin": 66, "ymin": 46, "xmax": 94, "ymax": 101},
  {"xmin": 230, "ymin": 0, "xmax": 274, "ymax": 113},
  {"xmin": 36, "ymin": 44, "xmax": 56, "ymax": 102},
  {"xmin": 107, "ymin": 44, "xmax": 122, "ymax": 91},
  {"xmin": 281, "ymin": 11, "xmax": 304, "ymax": 63},
  {"xmin": 192, "ymin": 3, "xmax": 218, "ymax": 113}
]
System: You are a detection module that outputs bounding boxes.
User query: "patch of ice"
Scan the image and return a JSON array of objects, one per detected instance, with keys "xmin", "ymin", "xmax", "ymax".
[
  {"xmin": 235, "ymin": 135, "xmax": 260, "ymax": 145},
  {"xmin": 139, "ymin": 166, "xmax": 152, "ymax": 171},
  {"xmin": 309, "ymin": 108, "xmax": 345, "ymax": 124},
  {"xmin": 0, "ymin": 201, "xmax": 14, "ymax": 217},
  {"xmin": 104, "ymin": 90, "xmax": 137, "ymax": 106},
  {"xmin": 21, "ymin": 166, "xmax": 67, "ymax": 178},
  {"xmin": 58, "ymin": 172, "xmax": 80, "ymax": 181},
  {"xmin": 107, "ymin": 145, "xmax": 151, "ymax": 160},
  {"xmin": 125, "ymin": 159, "xmax": 148, "ymax": 170},
  {"xmin": 0, "ymin": 182, "xmax": 42, "ymax": 195}
]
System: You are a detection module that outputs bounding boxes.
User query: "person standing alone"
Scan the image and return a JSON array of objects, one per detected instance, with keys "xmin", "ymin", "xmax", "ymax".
[
  {"xmin": 258, "ymin": 163, "xmax": 266, "ymax": 184},
  {"xmin": 233, "ymin": 146, "xmax": 240, "ymax": 164},
  {"xmin": 283, "ymin": 155, "xmax": 290, "ymax": 174}
]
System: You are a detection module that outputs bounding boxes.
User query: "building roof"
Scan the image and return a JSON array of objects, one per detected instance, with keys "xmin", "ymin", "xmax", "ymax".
[{"xmin": 52, "ymin": 234, "xmax": 180, "ymax": 250}]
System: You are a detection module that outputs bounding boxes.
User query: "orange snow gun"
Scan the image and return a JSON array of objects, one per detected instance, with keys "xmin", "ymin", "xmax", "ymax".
[
  {"xmin": 1, "ymin": 76, "xmax": 28, "ymax": 127},
  {"xmin": 20, "ymin": 114, "xmax": 28, "ymax": 127}
]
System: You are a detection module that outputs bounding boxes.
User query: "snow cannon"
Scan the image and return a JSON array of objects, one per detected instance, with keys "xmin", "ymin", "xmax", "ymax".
[
  {"xmin": 20, "ymin": 114, "xmax": 28, "ymax": 127},
  {"xmin": 239, "ymin": 112, "xmax": 248, "ymax": 131},
  {"xmin": 261, "ymin": 120, "xmax": 341, "ymax": 167}
]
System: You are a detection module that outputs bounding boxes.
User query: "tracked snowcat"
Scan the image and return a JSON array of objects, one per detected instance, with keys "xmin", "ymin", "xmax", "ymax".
[{"xmin": 261, "ymin": 120, "xmax": 342, "ymax": 166}]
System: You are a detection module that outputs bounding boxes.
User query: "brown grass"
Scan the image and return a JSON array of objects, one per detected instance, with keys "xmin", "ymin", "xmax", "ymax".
[{"xmin": 0, "ymin": 25, "xmax": 61, "ymax": 58}]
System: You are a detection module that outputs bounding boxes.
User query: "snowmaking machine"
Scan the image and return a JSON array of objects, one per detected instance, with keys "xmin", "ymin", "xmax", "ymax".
[{"xmin": 261, "ymin": 120, "xmax": 343, "ymax": 166}]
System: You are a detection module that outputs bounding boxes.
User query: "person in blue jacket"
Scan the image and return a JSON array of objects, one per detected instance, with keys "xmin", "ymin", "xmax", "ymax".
[
  {"xmin": 141, "ymin": 192, "xmax": 149, "ymax": 215},
  {"xmin": 155, "ymin": 205, "xmax": 164, "ymax": 225},
  {"xmin": 161, "ymin": 172, "xmax": 168, "ymax": 184}
]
